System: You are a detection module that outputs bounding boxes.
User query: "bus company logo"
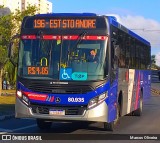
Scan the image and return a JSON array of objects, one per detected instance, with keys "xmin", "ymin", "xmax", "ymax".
[
  {"xmin": 2, "ymin": 135, "xmax": 11, "ymax": 140},
  {"xmin": 55, "ymin": 97, "xmax": 61, "ymax": 103},
  {"xmin": 50, "ymin": 81, "xmax": 68, "ymax": 84},
  {"xmin": 46, "ymin": 95, "xmax": 54, "ymax": 102}
]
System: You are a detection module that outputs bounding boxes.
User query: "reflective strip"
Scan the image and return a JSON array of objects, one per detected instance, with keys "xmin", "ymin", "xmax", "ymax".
[
  {"xmin": 62, "ymin": 35, "xmax": 107, "ymax": 40},
  {"xmin": 135, "ymin": 71, "xmax": 141, "ymax": 109},
  {"xmin": 21, "ymin": 35, "xmax": 107, "ymax": 40},
  {"xmin": 23, "ymin": 91, "xmax": 47, "ymax": 101},
  {"xmin": 21, "ymin": 35, "xmax": 36, "ymax": 39},
  {"xmin": 43, "ymin": 35, "xmax": 61, "ymax": 40}
]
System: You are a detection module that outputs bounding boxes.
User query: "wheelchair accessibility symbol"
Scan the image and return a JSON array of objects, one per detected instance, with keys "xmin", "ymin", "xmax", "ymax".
[{"xmin": 60, "ymin": 68, "xmax": 72, "ymax": 80}]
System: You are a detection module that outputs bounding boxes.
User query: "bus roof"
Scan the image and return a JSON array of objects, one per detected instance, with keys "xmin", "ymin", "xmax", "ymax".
[{"xmin": 35, "ymin": 13, "xmax": 97, "ymax": 17}]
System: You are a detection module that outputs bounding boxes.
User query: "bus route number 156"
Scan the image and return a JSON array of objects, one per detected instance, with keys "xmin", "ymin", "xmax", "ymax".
[{"xmin": 68, "ymin": 97, "xmax": 84, "ymax": 102}]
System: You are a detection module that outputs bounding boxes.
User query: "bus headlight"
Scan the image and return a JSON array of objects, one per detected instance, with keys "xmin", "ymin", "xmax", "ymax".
[
  {"xmin": 17, "ymin": 90, "xmax": 22, "ymax": 98},
  {"xmin": 87, "ymin": 92, "xmax": 108, "ymax": 109},
  {"xmin": 16, "ymin": 90, "xmax": 29, "ymax": 105}
]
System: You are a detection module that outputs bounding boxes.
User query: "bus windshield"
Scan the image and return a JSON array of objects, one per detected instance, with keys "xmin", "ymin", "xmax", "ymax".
[{"xmin": 18, "ymin": 35, "xmax": 108, "ymax": 81}]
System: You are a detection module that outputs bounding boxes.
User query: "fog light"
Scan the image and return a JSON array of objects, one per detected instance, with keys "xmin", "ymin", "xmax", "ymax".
[
  {"xmin": 98, "ymin": 93, "xmax": 107, "ymax": 103},
  {"xmin": 87, "ymin": 98, "xmax": 98, "ymax": 109},
  {"xmin": 22, "ymin": 95, "xmax": 29, "ymax": 105}
]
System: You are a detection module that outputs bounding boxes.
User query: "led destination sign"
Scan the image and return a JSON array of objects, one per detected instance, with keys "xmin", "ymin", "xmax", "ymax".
[
  {"xmin": 34, "ymin": 19, "xmax": 96, "ymax": 29},
  {"xmin": 28, "ymin": 66, "xmax": 48, "ymax": 75},
  {"xmin": 23, "ymin": 16, "xmax": 107, "ymax": 29}
]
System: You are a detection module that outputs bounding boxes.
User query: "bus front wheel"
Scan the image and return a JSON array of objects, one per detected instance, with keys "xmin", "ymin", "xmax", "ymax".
[
  {"xmin": 36, "ymin": 119, "xmax": 52, "ymax": 130},
  {"xmin": 104, "ymin": 104, "xmax": 120, "ymax": 131}
]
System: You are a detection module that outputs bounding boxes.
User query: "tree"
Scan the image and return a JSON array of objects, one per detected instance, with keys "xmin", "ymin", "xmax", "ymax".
[
  {"xmin": 0, "ymin": 5, "xmax": 38, "ymax": 94},
  {"xmin": 11, "ymin": 4, "xmax": 38, "ymax": 35},
  {"xmin": 151, "ymin": 54, "xmax": 160, "ymax": 70},
  {"xmin": 0, "ymin": 6, "xmax": 13, "ymax": 93},
  {"xmin": 151, "ymin": 55, "xmax": 156, "ymax": 64}
]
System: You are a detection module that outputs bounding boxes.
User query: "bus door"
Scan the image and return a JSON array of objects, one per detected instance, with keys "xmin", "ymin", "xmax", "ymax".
[
  {"xmin": 118, "ymin": 68, "xmax": 136, "ymax": 116},
  {"xmin": 118, "ymin": 68, "xmax": 130, "ymax": 116}
]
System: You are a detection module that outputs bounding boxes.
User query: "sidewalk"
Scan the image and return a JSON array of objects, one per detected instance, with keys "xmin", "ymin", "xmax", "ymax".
[
  {"xmin": 1, "ymin": 89, "xmax": 15, "ymax": 96},
  {"xmin": 151, "ymin": 83, "xmax": 160, "ymax": 96}
]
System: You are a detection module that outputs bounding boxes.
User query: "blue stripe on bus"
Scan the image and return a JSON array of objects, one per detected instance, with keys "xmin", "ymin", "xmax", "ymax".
[
  {"xmin": 128, "ymin": 30, "xmax": 150, "ymax": 45},
  {"xmin": 17, "ymin": 81, "xmax": 110, "ymax": 105}
]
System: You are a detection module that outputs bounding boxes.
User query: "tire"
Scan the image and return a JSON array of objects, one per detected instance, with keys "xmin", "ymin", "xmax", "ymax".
[
  {"xmin": 126, "ymin": 112, "xmax": 134, "ymax": 116},
  {"xmin": 104, "ymin": 104, "xmax": 120, "ymax": 131},
  {"xmin": 37, "ymin": 119, "xmax": 52, "ymax": 130},
  {"xmin": 133, "ymin": 93, "xmax": 143, "ymax": 116},
  {"xmin": 104, "ymin": 122, "xmax": 114, "ymax": 131}
]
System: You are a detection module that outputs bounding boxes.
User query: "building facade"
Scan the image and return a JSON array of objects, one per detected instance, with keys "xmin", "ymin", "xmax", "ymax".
[
  {"xmin": 0, "ymin": 0, "xmax": 52, "ymax": 14},
  {"xmin": 0, "ymin": 0, "xmax": 21, "ymax": 13}
]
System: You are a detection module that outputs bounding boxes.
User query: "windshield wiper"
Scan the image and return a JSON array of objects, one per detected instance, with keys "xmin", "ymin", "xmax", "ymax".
[
  {"xmin": 71, "ymin": 31, "xmax": 87, "ymax": 51},
  {"xmin": 67, "ymin": 32, "xmax": 87, "ymax": 63}
]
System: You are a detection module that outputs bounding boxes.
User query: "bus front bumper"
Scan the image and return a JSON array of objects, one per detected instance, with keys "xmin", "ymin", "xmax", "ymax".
[{"xmin": 15, "ymin": 98, "xmax": 108, "ymax": 122}]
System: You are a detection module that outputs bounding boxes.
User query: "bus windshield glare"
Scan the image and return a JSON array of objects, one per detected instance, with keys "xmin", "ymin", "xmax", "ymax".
[{"xmin": 18, "ymin": 35, "xmax": 108, "ymax": 81}]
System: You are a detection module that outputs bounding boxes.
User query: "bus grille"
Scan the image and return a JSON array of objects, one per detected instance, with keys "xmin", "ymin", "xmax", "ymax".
[
  {"xmin": 31, "ymin": 104, "xmax": 86, "ymax": 115},
  {"xmin": 23, "ymin": 80, "xmax": 93, "ymax": 94}
]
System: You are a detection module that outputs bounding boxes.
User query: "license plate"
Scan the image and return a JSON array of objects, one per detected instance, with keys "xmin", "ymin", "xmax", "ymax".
[{"xmin": 49, "ymin": 109, "xmax": 65, "ymax": 116}]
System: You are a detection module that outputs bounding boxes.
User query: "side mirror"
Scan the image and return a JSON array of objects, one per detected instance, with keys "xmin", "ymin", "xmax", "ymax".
[{"xmin": 7, "ymin": 34, "xmax": 20, "ymax": 66}]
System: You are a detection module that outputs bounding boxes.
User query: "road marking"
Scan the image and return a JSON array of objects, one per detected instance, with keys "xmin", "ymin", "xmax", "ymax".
[
  {"xmin": 12, "ymin": 124, "xmax": 37, "ymax": 132},
  {"xmin": 20, "ymin": 118, "xmax": 35, "ymax": 120},
  {"xmin": 0, "ymin": 128, "xmax": 12, "ymax": 134},
  {"xmin": 151, "ymin": 88, "xmax": 160, "ymax": 96},
  {"xmin": 0, "ymin": 132, "xmax": 8, "ymax": 134},
  {"xmin": 0, "ymin": 124, "xmax": 37, "ymax": 134}
]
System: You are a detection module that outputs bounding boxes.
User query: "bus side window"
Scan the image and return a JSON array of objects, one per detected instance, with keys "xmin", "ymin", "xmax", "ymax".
[
  {"xmin": 114, "ymin": 45, "xmax": 120, "ymax": 68},
  {"xmin": 111, "ymin": 41, "xmax": 115, "ymax": 69}
]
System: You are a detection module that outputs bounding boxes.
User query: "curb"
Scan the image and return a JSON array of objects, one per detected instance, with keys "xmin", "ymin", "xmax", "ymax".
[
  {"xmin": 1, "ymin": 93, "xmax": 15, "ymax": 96},
  {"xmin": 151, "ymin": 88, "xmax": 160, "ymax": 96},
  {"xmin": 0, "ymin": 114, "xmax": 15, "ymax": 121}
]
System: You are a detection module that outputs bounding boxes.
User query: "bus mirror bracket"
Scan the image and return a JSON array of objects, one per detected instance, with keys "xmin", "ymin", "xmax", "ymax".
[{"xmin": 8, "ymin": 34, "xmax": 20, "ymax": 66}]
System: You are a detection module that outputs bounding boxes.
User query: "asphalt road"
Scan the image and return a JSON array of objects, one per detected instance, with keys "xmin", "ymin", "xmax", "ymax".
[{"xmin": 0, "ymin": 94, "xmax": 160, "ymax": 142}]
